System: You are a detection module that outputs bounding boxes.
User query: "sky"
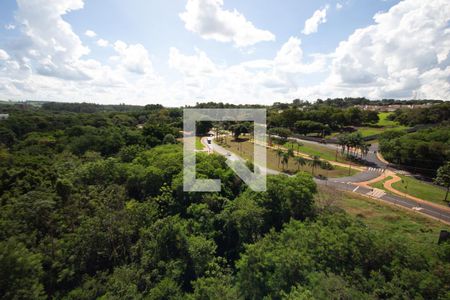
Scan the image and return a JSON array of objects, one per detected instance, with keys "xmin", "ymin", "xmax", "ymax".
[{"xmin": 0, "ymin": 0, "xmax": 449, "ymax": 106}]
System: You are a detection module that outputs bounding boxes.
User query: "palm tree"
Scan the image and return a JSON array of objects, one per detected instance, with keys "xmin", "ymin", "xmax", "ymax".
[
  {"xmin": 337, "ymin": 134, "xmax": 349, "ymax": 155},
  {"xmin": 296, "ymin": 141, "xmax": 303, "ymax": 153},
  {"xmin": 287, "ymin": 148, "xmax": 294, "ymax": 158},
  {"xmin": 281, "ymin": 152, "xmax": 290, "ymax": 171},
  {"xmin": 310, "ymin": 155, "xmax": 321, "ymax": 176},
  {"xmin": 360, "ymin": 143, "xmax": 370, "ymax": 158},
  {"xmin": 294, "ymin": 156, "xmax": 307, "ymax": 172},
  {"xmin": 276, "ymin": 148, "xmax": 284, "ymax": 168}
]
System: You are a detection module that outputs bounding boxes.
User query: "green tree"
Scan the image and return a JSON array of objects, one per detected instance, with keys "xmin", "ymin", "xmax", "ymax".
[
  {"xmin": 163, "ymin": 134, "xmax": 176, "ymax": 144},
  {"xmin": 435, "ymin": 162, "xmax": 450, "ymax": 203},
  {"xmin": 0, "ymin": 239, "xmax": 45, "ymax": 299},
  {"xmin": 294, "ymin": 156, "xmax": 307, "ymax": 172}
]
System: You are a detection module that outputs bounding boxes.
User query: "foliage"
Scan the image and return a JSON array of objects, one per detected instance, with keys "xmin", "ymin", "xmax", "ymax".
[
  {"xmin": 0, "ymin": 103, "xmax": 448, "ymax": 299},
  {"xmin": 379, "ymin": 126, "xmax": 449, "ymax": 175}
]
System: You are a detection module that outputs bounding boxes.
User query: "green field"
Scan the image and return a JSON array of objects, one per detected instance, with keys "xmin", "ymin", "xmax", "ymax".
[
  {"xmin": 220, "ymin": 137, "xmax": 358, "ymax": 178},
  {"xmin": 392, "ymin": 175, "xmax": 448, "ymax": 206},
  {"xmin": 317, "ymin": 186, "xmax": 449, "ymax": 250},
  {"xmin": 356, "ymin": 112, "xmax": 409, "ymax": 137},
  {"xmin": 377, "ymin": 112, "xmax": 399, "ymax": 126}
]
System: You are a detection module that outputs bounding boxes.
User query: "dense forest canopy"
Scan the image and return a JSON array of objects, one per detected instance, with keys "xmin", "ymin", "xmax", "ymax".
[
  {"xmin": 379, "ymin": 126, "xmax": 450, "ymax": 175},
  {"xmin": 0, "ymin": 101, "xmax": 449, "ymax": 299}
]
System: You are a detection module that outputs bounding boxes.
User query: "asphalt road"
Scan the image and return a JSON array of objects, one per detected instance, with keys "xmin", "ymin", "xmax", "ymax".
[{"xmin": 208, "ymin": 137, "xmax": 450, "ymax": 224}]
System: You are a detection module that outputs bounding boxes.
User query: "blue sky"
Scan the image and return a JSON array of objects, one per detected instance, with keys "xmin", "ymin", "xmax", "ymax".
[{"xmin": 0, "ymin": 0, "xmax": 449, "ymax": 105}]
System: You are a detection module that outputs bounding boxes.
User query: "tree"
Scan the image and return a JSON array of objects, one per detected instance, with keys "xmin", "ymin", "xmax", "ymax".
[
  {"xmin": 0, "ymin": 239, "xmax": 45, "ymax": 299},
  {"xmin": 249, "ymin": 173, "xmax": 317, "ymax": 230},
  {"xmin": 197, "ymin": 121, "xmax": 213, "ymax": 136},
  {"xmin": 268, "ymin": 127, "xmax": 292, "ymax": 145},
  {"xmin": 337, "ymin": 134, "xmax": 349, "ymax": 155},
  {"xmin": 435, "ymin": 162, "xmax": 450, "ymax": 203},
  {"xmin": 281, "ymin": 152, "xmax": 290, "ymax": 171},
  {"xmin": 163, "ymin": 134, "xmax": 176, "ymax": 144},
  {"xmin": 275, "ymin": 149, "xmax": 284, "ymax": 168},
  {"xmin": 0, "ymin": 127, "xmax": 16, "ymax": 147},
  {"xmin": 281, "ymin": 149, "xmax": 294, "ymax": 171},
  {"xmin": 294, "ymin": 156, "xmax": 307, "ymax": 172},
  {"xmin": 229, "ymin": 123, "xmax": 249, "ymax": 140}
]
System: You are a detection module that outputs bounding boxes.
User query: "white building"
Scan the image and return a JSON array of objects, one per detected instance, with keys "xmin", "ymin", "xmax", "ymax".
[{"xmin": 0, "ymin": 114, "xmax": 9, "ymax": 120}]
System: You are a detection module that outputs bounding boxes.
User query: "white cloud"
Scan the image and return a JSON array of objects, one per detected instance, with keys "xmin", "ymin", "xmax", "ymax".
[
  {"xmin": 302, "ymin": 6, "xmax": 329, "ymax": 35},
  {"xmin": 0, "ymin": 49, "xmax": 10, "ymax": 60},
  {"xmin": 169, "ymin": 47, "xmax": 217, "ymax": 77},
  {"xmin": 273, "ymin": 37, "xmax": 327, "ymax": 75},
  {"xmin": 325, "ymin": 0, "xmax": 450, "ymax": 99},
  {"xmin": 0, "ymin": 0, "xmax": 165, "ymax": 105},
  {"xmin": 111, "ymin": 40, "xmax": 153, "ymax": 74},
  {"xmin": 15, "ymin": 0, "xmax": 91, "ymax": 80},
  {"xmin": 4, "ymin": 24, "xmax": 15, "ymax": 30},
  {"xmin": 336, "ymin": 3, "xmax": 343, "ymax": 10},
  {"xmin": 1, "ymin": 0, "xmax": 449, "ymax": 105},
  {"xmin": 85, "ymin": 29, "xmax": 97, "ymax": 38},
  {"xmin": 167, "ymin": 37, "xmax": 327, "ymax": 102},
  {"xmin": 96, "ymin": 38, "xmax": 109, "ymax": 47},
  {"xmin": 179, "ymin": 0, "xmax": 275, "ymax": 47}
]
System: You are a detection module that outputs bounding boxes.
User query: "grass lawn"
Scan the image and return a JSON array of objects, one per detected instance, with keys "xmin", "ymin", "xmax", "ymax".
[
  {"xmin": 195, "ymin": 136, "xmax": 205, "ymax": 150},
  {"xmin": 392, "ymin": 175, "xmax": 448, "ymax": 206},
  {"xmin": 369, "ymin": 176, "xmax": 393, "ymax": 191},
  {"xmin": 357, "ymin": 127, "xmax": 386, "ymax": 137},
  {"xmin": 377, "ymin": 112, "xmax": 398, "ymax": 126},
  {"xmin": 219, "ymin": 136, "xmax": 358, "ymax": 178},
  {"xmin": 356, "ymin": 112, "xmax": 409, "ymax": 138},
  {"xmin": 316, "ymin": 186, "xmax": 449, "ymax": 252},
  {"xmin": 283, "ymin": 141, "xmax": 350, "ymax": 163}
]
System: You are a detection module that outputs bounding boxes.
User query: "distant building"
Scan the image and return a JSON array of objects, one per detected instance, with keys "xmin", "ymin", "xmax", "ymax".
[
  {"xmin": 0, "ymin": 113, "xmax": 9, "ymax": 120},
  {"xmin": 355, "ymin": 103, "xmax": 433, "ymax": 112}
]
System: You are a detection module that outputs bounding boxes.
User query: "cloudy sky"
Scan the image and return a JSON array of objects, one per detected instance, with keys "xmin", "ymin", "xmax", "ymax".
[{"xmin": 0, "ymin": 0, "xmax": 449, "ymax": 105}]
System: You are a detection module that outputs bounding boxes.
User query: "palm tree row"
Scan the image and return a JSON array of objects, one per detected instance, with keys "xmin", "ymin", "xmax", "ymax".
[
  {"xmin": 275, "ymin": 148, "xmax": 323, "ymax": 176},
  {"xmin": 337, "ymin": 132, "xmax": 370, "ymax": 159}
]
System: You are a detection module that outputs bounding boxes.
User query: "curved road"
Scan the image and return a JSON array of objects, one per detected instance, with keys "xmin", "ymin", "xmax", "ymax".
[{"xmin": 205, "ymin": 136, "xmax": 450, "ymax": 224}]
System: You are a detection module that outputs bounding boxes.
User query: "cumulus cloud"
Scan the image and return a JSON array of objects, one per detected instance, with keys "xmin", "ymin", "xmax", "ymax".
[
  {"xmin": 274, "ymin": 37, "xmax": 326, "ymax": 74},
  {"xmin": 336, "ymin": 3, "xmax": 343, "ymax": 10},
  {"xmin": 14, "ymin": 0, "xmax": 91, "ymax": 80},
  {"xmin": 85, "ymin": 29, "xmax": 96, "ymax": 37},
  {"xmin": 0, "ymin": 0, "xmax": 164, "ymax": 105},
  {"xmin": 326, "ymin": 0, "xmax": 450, "ymax": 99},
  {"xmin": 4, "ymin": 24, "xmax": 15, "ymax": 30},
  {"xmin": 179, "ymin": 0, "xmax": 275, "ymax": 47},
  {"xmin": 111, "ymin": 41, "xmax": 152, "ymax": 74},
  {"xmin": 96, "ymin": 38, "xmax": 109, "ymax": 47},
  {"xmin": 167, "ymin": 36, "xmax": 327, "ymax": 102},
  {"xmin": 0, "ymin": 49, "xmax": 10, "ymax": 60},
  {"xmin": 0, "ymin": 0, "xmax": 449, "ymax": 105},
  {"xmin": 302, "ymin": 5, "xmax": 329, "ymax": 35},
  {"xmin": 169, "ymin": 47, "xmax": 217, "ymax": 77}
]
